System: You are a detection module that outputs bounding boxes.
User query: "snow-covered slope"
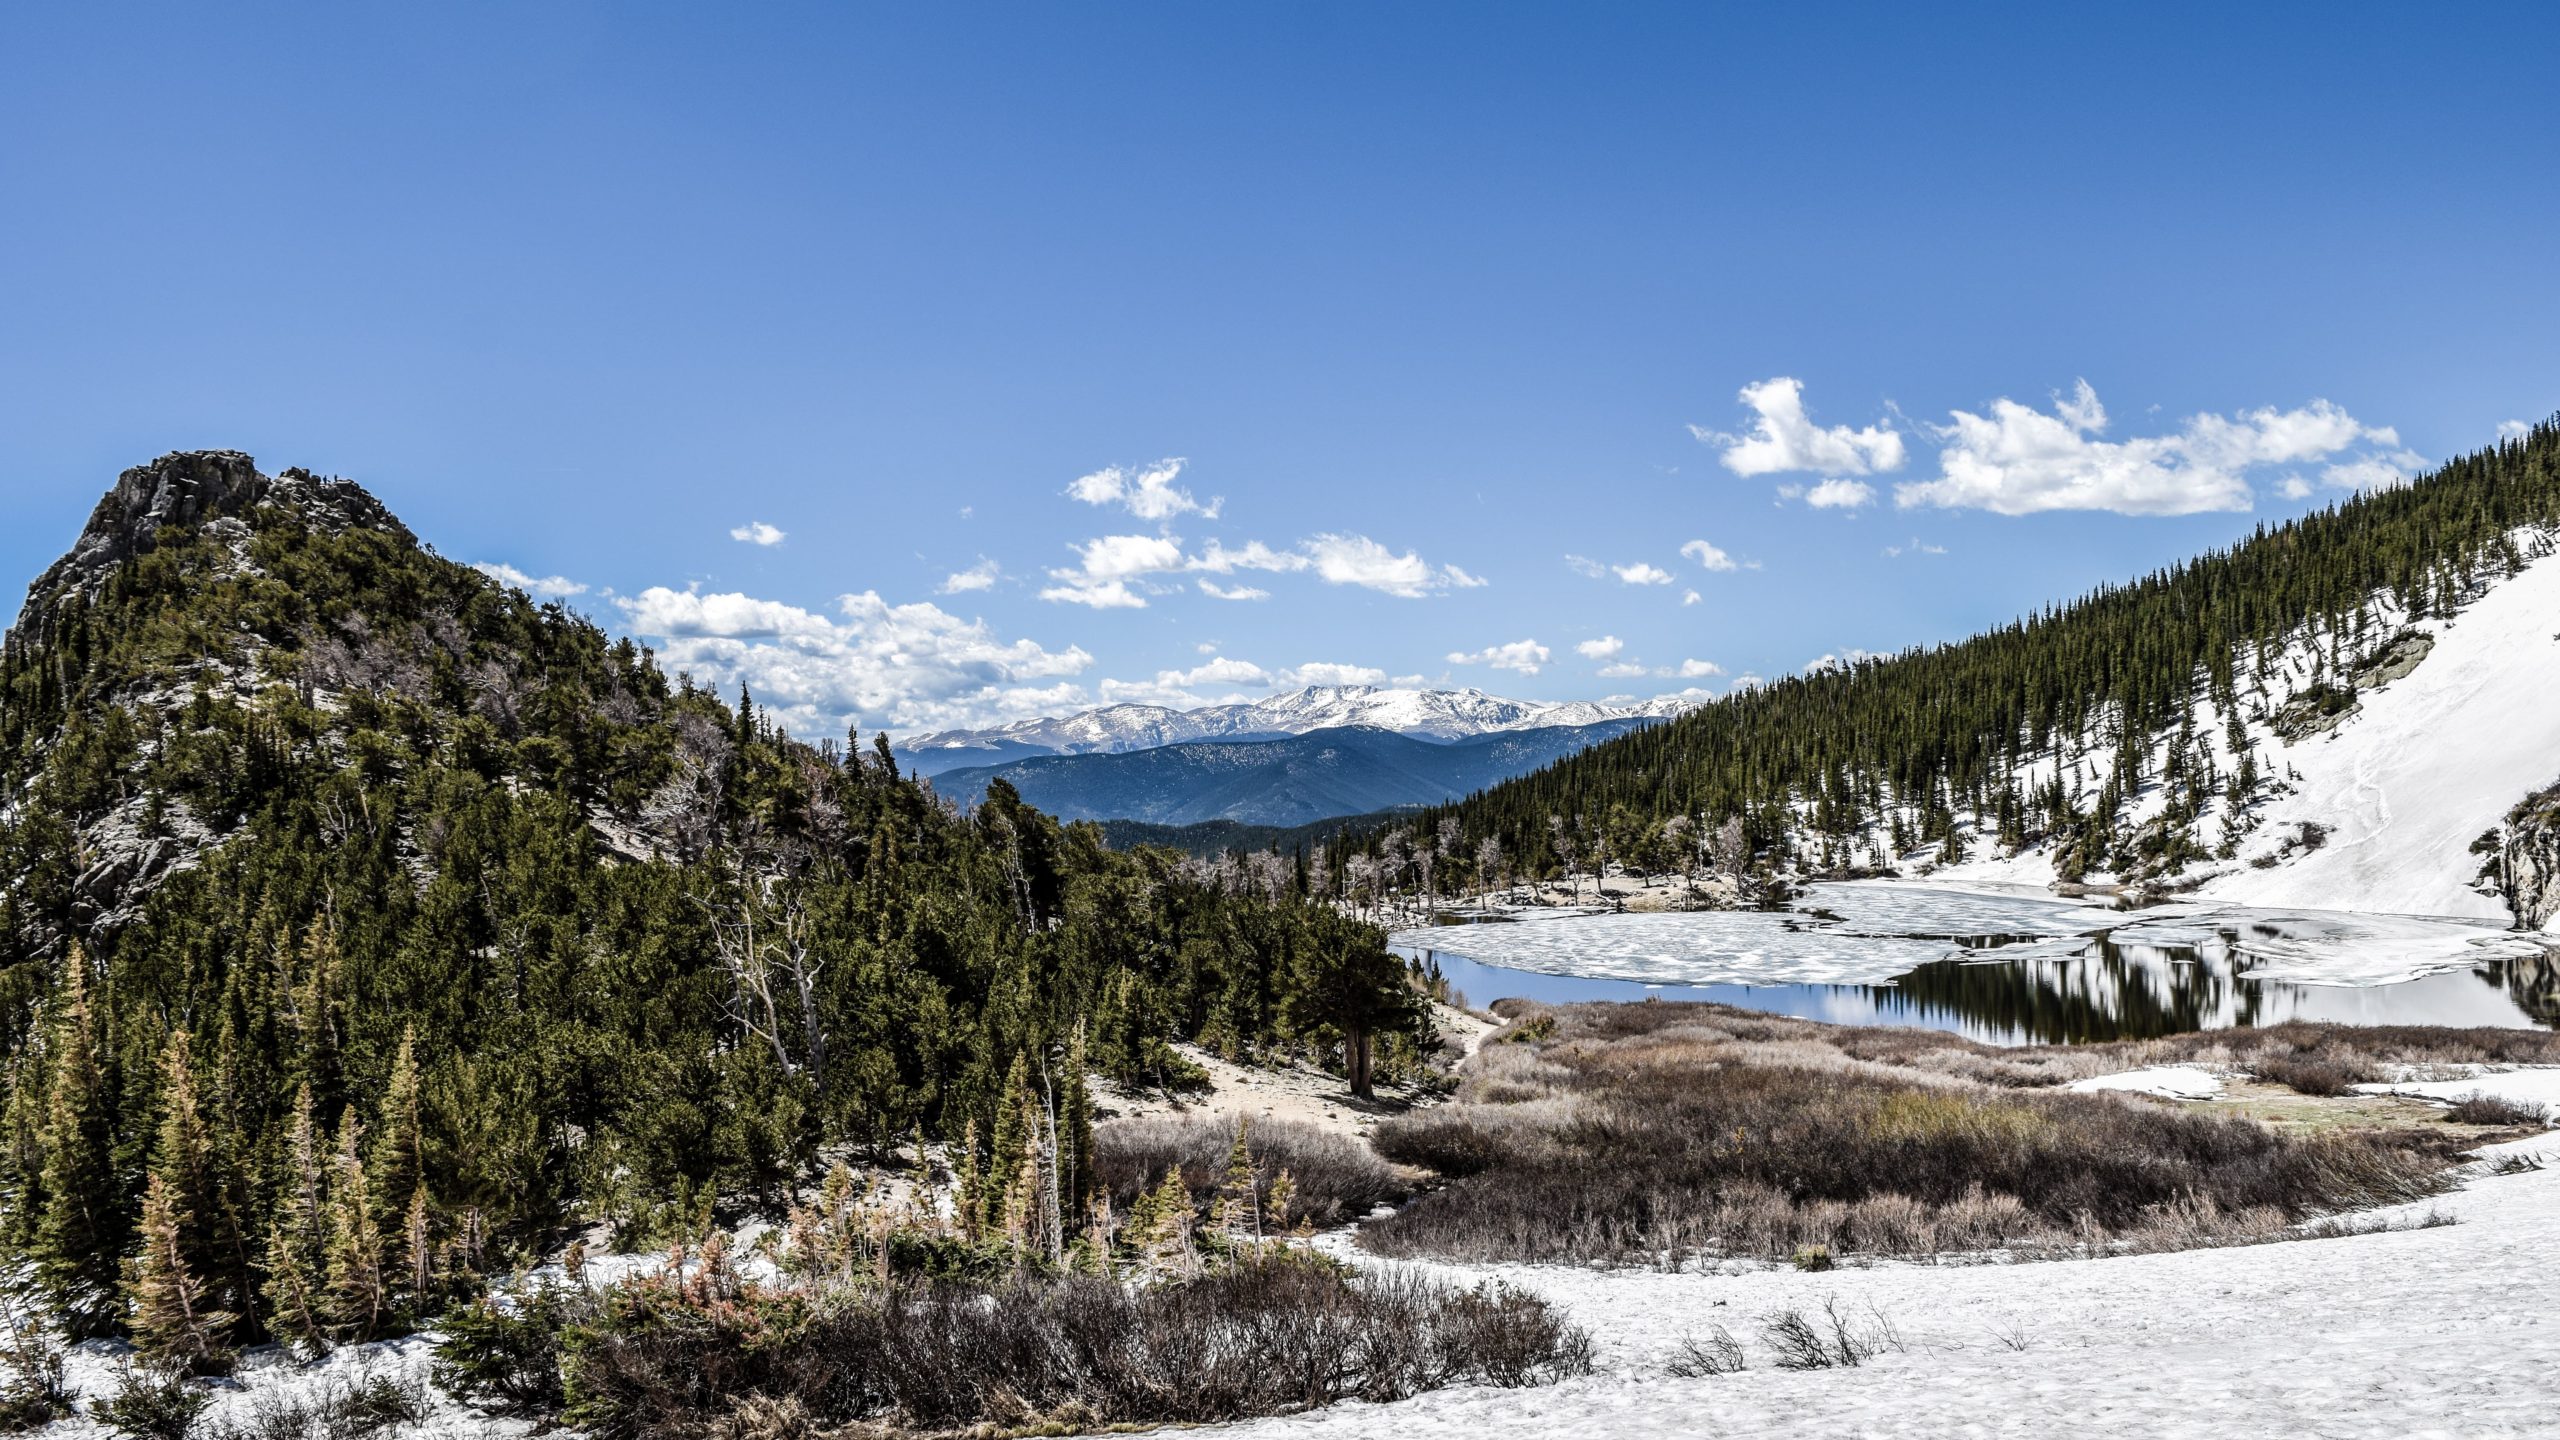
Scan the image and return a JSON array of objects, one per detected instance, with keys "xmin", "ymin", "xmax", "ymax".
[
  {"xmin": 899, "ymin": 686, "xmax": 1702, "ymax": 774},
  {"xmin": 2195, "ymin": 549, "xmax": 2560, "ymax": 922},
  {"xmin": 1884, "ymin": 536, "xmax": 2560, "ymax": 931}
]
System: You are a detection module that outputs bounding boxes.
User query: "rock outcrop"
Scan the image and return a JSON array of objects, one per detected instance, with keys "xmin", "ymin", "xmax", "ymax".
[
  {"xmin": 29, "ymin": 449, "xmax": 411, "ymax": 607},
  {"xmin": 2499, "ymin": 782, "xmax": 2560, "ymax": 930}
]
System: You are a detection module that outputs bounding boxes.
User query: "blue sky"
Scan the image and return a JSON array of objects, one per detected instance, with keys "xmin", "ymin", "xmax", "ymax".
[{"xmin": 5, "ymin": 3, "xmax": 2557, "ymax": 737}]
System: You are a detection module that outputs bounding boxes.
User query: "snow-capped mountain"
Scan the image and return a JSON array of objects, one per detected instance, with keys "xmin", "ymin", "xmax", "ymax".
[{"xmin": 897, "ymin": 685, "xmax": 1702, "ymax": 775}]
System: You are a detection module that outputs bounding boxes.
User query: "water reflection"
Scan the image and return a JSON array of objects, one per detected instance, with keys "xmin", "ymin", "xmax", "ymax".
[{"xmin": 1397, "ymin": 937, "xmax": 2560, "ymax": 1047}]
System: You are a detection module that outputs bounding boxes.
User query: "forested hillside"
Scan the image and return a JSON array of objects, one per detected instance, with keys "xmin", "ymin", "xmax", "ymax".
[
  {"xmin": 0, "ymin": 452, "xmax": 1418, "ymax": 1345},
  {"xmin": 1300, "ymin": 421, "xmax": 2560, "ymax": 922}
]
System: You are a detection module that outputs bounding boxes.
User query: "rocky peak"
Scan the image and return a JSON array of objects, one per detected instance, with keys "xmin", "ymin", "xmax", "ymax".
[{"xmin": 28, "ymin": 449, "xmax": 412, "ymax": 608}]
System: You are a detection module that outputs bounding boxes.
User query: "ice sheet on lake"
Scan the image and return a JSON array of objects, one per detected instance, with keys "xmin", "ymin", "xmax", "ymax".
[{"xmin": 1396, "ymin": 882, "xmax": 2553, "ymax": 991}]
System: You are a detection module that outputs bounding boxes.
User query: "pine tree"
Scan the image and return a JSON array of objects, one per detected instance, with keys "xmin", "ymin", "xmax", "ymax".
[
  {"xmin": 368, "ymin": 1028, "xmax": 429, "ymax": 1308},
  {"xmin": 1121, "ymin": 1166, "xmax": 1195, "ymax": 1278},
  {"xmin": 125, "ymin": 1174, "xmax": 233, "ymax": 1376},
  {"xmin": 1214, "ymin": 1118, "xmax": 1262, "ymax": 1261},
  {"xmin": 35, "ymin": 951, "xmax": 122, "ymax": 1336},
  {"xmin": 144, "ymin": 1031, "xmax": 251, "ymax": 1347},
  {"xmin": 264, "ymin": 1084, "xmax": 329, "ymax": 1354},
  {"xmin": 322, "ymin": 1114, "xmax": 388, "ymax": 1342}
]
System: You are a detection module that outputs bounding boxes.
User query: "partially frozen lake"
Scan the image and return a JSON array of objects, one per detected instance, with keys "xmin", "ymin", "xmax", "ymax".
[{"xmin": 1391, "ymin": 882, "xmax": 2560, "ymax": 1043}]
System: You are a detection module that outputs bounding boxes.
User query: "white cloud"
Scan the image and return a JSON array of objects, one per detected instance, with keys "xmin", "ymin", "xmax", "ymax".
[
  {"xmin": 1305, "ymin": 533, "xmax": 1476, "ymax": 598},
  {"xmin": 1672, "ymin": 658, "xmax": 1725, "ymax": 679},
  {"xmin": 1881, "ymin": 537, "xmax": 1947, "ymax": 558},
  {"xmin": 938, "ymin": 557, "xmax": 1000, "ymax": 594},
  {"xmin": 1679, "ymin": 539, "xmax": 1738, "ymax": 573},
  {"xmin": 1040, "ymin": 533, "xmax": 1186, "ymax": 608},
  {"xmin": 1066, "ymin": 458, "xmax": 1218, "ymax": 522},
  {"xmin": 1803, "ymin": 648, "xmax": 1884, "ymax": 674},
  {"xmin": 1196, "ymin": 578, "xmax": 1271, "ymax": 601},
  {"xmin": 1177, "ymin": 656, "xmax": 1273, "ymax": 687},
  {"xmin": 1895, "ymin": 382, "xmax": 2408, "ymax": 516},
  {"xmin": 2277, "ymin": 475, "xmax": 2316, "ymax": 501},
  {"xmin": 1696, "ymin": 377, "xmax": 1906, "ymax": 478},
  {"xmin": 1804, "ymin": 478, "xmax": 1877, "ymax": 509},
  {"xmin": 1682, "ymin": 589, "xmax": 1702, "ymax": 607},
  {"xmin": 1597, "ymin": 661, "xmax": 1648, "ymax": 679},
  {"xmin": 1191, "ymin": 539, "xmax": 1309, "ymax": 575},
  {"xmin": 1576, "ymin": 635, "xmax": 1625, "ymax": 659},
  {"xmin": 730, "ymin": 521, "xmax": 787, "ymax": 547},
  {"xmin": 2319, "ymin": 451, "xmax": 2425, "ymax": 493},
  {"xmin": 1276, "ymin": 661, "xmax": 1389, "ymax": 688},
  {"xmin": 1445, "ymin": 639, "xmax": 1550, "ymax": 675},
  {"xmin": 472, "ymin": 562, "xmax": 588, "ymax": 599},
  {"xmin": 2500, "ymin": 419, "xmax": 2533, "ymax": 439},
  {"xmin": 1570, "ymin": 554, "xmax": 1679, "ymax": 585},
  {"xmin": 618, "ymin": 587, "xmax": 1094, "ymax": 736}
]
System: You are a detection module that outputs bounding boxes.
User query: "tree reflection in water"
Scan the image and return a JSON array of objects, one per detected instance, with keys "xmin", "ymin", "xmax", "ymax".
[{"xmin": 1402, "ymin": 933, "xmax": 2560, "ymax": 1046}]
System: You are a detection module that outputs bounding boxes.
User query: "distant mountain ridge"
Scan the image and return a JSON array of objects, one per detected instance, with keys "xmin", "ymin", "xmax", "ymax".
[
  {"xmin": 930, "ymin": 717, "xmax": 1662, "ymax": 826},
  {"xmin": 898, "ymin": 685, "xmax": 1698, "ymax": 776}
]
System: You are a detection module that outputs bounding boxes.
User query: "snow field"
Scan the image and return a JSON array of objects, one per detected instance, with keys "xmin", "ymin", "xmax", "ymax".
[{"xmin": 1218, "ymin": 1130, "xmax": 2560, "ymax": 1439}]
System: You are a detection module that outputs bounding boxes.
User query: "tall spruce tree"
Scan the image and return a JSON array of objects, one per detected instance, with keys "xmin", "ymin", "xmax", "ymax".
[{"xmin": 34, "ymin": 953, "xmax": 120, "ymax": 1336}]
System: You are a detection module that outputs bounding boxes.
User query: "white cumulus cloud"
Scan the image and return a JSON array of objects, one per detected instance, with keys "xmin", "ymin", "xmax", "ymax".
[
  {"xmin": 1041, "ymin": 533, "xmax": 1186, "ymax": 608},
  {"xmin": 1679, "ymin": 539, "xmax": 1738, "ymax": 573},
  {"xmin": 1275, "ymin": 661, "xmax": 1389, "ymax": 688},
  {"xmin": 1066, "ymin": 458, "xmax": 1218, "ymax": 522},
  {"xmin": 938, "ymin": 557, "xmax": 1000, "ymax": 594},
  {"xmin": 1445, "ymin": 639, "xmax": 1550, "ymax": 675},
  {"xmin": 1895, "ymin": 382, "xmax": 2409, "ymax": 516},
  {"xmin": 1672, "ymin": 658, "xmax": 1725, "ymax": 679},
  {"xmin": 1598, "ymin": 661, "xmax": 1648, "ymax": 679},
  {"xmin": 1195, "ymin": 578, "xmax": 1271, "ymax": 601},
  {"xmin": 1576, "ymin": 635, "xmax": 1625, "ymax": 659},
  {"xmin": 1804, "ymin": 478, "xmax": 1877, "ymax": 510},
  {"xmin": 618, "ymin": 587, "xmax": 1093, "ymax": 737},
  {"xmin": 1305, "ymin": 533, "xmax": 1478, "ymax": 598},
  {"xmin": 1614, "ymin": 561, "xmax": 1675, "ymax": 586},
  {"xmin": 1696, "ymin": 377, "xmax": 1906, "ymax": 478},
  {"xmin": 472, "ymin": 562, "xmax": 588, "ymax": 599},
  {"xmin": 730, "ymin": 521, "xmax": 787, "ymax": 546}
]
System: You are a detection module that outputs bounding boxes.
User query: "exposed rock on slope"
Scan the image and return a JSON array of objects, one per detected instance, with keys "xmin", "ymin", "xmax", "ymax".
[{"xmin": 2495, "ymin": 783, "xmax": 2560, "ymax": 931}]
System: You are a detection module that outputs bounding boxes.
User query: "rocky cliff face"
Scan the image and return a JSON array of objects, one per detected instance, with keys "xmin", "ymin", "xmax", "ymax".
[
  {"xmin": 28, "ymin": 449, "xmax": 411, "ymax": 609},
  {"xmin": 2499, "ymin": 783, "xmax": 2560, "ymax": 930}
]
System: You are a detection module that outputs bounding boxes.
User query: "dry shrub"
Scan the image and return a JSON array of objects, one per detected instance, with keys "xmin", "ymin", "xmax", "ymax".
[
  {"xmin": 559, "ymin": 1257, "xmax": 1592, "ymax": 1439},
  {"xmin": 1094, "ymin": 1115, "xmax": 1401, "ymax": 1226},
  {"xmin": 2447, "ymin": 1093, "xmax": 2549, "ymax": 1126},
  {"xmin": 1361, "ymin": 1001, "xmax": 2453, "ymax": 1268}
]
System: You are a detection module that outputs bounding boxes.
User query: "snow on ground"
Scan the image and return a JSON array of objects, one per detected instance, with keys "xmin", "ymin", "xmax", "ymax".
[
  {"xmin": 2067, "ymin": 1064, "xmax": 2224, "ymax": 1100},
  {"xmin": 49, "ymin": 1331, "xmax": 531, "ymax": 1439},
  {"xmin": 2199, "ymin": 545, "xmax": 2560, "ymax": 924},
  {"xmin": 2357, "ymin": 1064, "xmax": 2560, "ymax": 1118},
  {"xmin": 1215, "ymin": 1131, "xmax": 2560, "ymax": 1440}
]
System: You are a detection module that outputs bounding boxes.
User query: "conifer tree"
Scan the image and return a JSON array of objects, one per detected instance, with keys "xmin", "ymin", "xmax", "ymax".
[
  {"xmin": 1215, "ymin": 1118, "xmax": 1263, "ymax": 1261},
  {"xmin": 264, "ymin": 1084, "xmax": 329, "ymax": 1354},
  {"xmin": 35, "ymin": 952, "xmax": 121, "ymax": 1336},
  {"xmin": 323, "ymin": 1114, "xmax": 388, "ymax": 1342},
  {"xmin": 125, "ymin": 1174, "xmax": 232, "ymax": 1376},
  {"xmin": 144, "ymin": 1030, "xmax": 252, "ymax": 1347}
]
